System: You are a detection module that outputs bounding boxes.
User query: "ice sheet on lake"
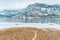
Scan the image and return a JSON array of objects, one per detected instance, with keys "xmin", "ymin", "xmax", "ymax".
[{"xmin": 0, "ymin": 22, "xmax": 60, "ymax": 30}]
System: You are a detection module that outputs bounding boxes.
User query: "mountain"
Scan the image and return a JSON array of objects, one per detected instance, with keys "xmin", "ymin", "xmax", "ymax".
[
  {"xmin": 0, "ymin": 3, "xmax": 60, "ymax": 18},
  {"xmin": 27, "ymin": 3, "xmax": 60, "ymax": 9},
  {"xmin": 22, "ymin": 3, "xmax": 60, "ymax": 17}
]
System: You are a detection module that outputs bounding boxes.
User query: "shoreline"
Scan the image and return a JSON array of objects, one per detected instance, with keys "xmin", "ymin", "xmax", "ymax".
[{"xmin": 0, "ymin": 22, "xmax": 60, "ymax": 30}]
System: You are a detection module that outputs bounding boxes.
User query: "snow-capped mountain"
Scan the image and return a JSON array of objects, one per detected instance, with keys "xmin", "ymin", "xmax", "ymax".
[
  {"xmin": 25, "ymin": 3, "xmax": 60, "ymax": 17},
  {"xmin": 0, "ymin": 3, "xmax": 60, "ymax": 18}
]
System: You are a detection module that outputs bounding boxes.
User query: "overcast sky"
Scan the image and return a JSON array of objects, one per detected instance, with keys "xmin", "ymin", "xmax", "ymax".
[{"xmin": 0, "ymin": 0, "xmax": 60, "ymax": 10}]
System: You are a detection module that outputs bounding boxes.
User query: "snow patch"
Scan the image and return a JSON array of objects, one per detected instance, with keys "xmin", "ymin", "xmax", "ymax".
[{"xmin": 0, "ymin": 22, "xmax": 60, "ymax": 30}]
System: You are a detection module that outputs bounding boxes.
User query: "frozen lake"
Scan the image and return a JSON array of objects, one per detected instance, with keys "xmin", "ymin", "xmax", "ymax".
[
  {"xmin": 0, "ymin": 17, "xmax": 60, "ymax": 30},
  {"xmin": 0, "ymin": 22, "xmax": 60, "ymax": 30}
]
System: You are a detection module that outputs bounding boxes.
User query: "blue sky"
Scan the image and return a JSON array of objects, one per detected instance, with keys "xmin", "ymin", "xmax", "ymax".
[{"xmin": 0, "ymin": 0, "xmax": 60, "ymax": 10}]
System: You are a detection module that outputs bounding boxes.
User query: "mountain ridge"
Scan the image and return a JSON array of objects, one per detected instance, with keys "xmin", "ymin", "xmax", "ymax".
[{"xmin": 0, "ymin": 3, "xmax": 60, "ymax": 18}]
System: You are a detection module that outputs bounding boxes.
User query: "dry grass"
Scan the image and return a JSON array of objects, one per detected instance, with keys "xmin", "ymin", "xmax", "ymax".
[{"xmin": 0, "ymin": 27, "xmax": 60, "ymax": 40}]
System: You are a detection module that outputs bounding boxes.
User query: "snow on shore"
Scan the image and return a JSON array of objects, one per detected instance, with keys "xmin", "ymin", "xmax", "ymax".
[{"xmin": 0, "ymin": 22, "xmax": 60, "ymax": 30}]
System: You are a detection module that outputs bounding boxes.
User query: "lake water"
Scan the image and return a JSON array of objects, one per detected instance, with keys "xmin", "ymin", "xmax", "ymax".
[{"xmin": 0, "ymin": 17, "xmax": 60, "ymax": 24}]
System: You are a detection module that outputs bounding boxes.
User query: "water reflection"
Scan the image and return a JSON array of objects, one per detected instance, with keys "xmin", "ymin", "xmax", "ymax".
[{"xmin": 0, "ymin": 17, "xmax": 59, "ymax": 24}]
